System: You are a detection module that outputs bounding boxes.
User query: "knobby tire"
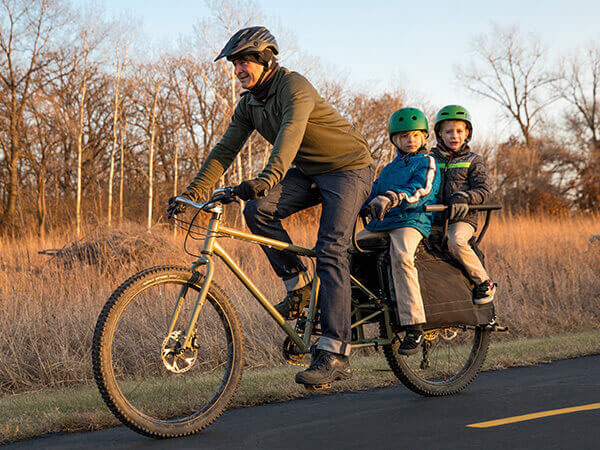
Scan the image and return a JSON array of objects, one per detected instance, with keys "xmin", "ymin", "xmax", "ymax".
[{"xmin": 92, "ymin": 265, "xmax": 244, "ymax": 438}]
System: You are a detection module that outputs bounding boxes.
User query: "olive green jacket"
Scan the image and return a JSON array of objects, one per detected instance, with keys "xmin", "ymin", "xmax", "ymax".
[{"xmin": 183, "ymin": 67, "xmax": 372, "ymax": 201}]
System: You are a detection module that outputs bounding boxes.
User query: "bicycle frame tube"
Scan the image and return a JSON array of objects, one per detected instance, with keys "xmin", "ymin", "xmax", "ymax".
[
  {"xmin": 212, "ymin": 241, "xmax": 309, "ymax": 353},
  {"xmin": 176, "ymin": 206, "xmax": 385, "ymax": 353}
]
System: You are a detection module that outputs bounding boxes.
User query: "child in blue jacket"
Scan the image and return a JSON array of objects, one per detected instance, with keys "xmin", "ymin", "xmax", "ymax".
[{"xmin": 358, "ymin": 107, "xmax": 440, "ymax": 355}]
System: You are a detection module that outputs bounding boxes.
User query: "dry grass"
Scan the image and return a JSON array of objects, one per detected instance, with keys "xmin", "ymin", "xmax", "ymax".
[
  {"xmin": 483, "ymin": 213, "xmax": 600, "ymax": 337},
  {"xmin": 0, "ymin": 211, "xmax": 599, "ymax": 395}
]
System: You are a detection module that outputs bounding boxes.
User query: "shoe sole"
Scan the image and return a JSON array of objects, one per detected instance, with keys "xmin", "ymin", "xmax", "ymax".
[
  {"xmin": 473, "ymin": 297, "xmax": 494, "ymax": 305},
  {"xmin": 397, "ymin": 346, "xmax": 421, "ymax": 356},
  {"xmin": 295, "ymin": 369, "xmax": 352, "ymax": 386}
]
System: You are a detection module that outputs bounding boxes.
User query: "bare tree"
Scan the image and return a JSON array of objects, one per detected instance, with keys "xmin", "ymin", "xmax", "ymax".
[
  {"xmin": 455, "ymin": 25, "xmax": 558, "ymax": 146},
  {"xmin": 555, "ymin": 44, "xmax": 600, "ymax": 210},
  {"xmin": 0, "ymin": 0, "xmax": 68, "ymax": 231},
  {"xmin": 345, "ymin": 90, "xmax": 405, "ymax": 172},
  {"xmin": 107, "ymin": 18, "xmax": 137, "ymax": 227}
]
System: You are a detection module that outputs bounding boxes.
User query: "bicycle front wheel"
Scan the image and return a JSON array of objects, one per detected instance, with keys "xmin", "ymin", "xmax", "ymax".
[
  {"xmin": 92, "ymin": 265, "xmax": 244, "ymax": 438},
  {"xmin": 382, "ymin": 324, "xmax": 490, "ymax": 396}
]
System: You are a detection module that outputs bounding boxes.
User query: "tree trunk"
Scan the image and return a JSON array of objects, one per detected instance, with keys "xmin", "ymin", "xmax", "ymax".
[
  {"xmin": 76, "ymin": 41, "xmax": 89, "ymax": 238},
  {"xmin": 147, "ymin": 87, "xmax": 160, "ymax": 232},
  {"xmin": 37, "ymin": 168, "xmax": 46, "ymax": 238},
  {"xmin": 247, "ymin": 138, "xmax": 252, "ymax": 178},
  {"xmin": 173, "ymin": 125, "xmax": 181, "ymax": 237},
  {"xmin": 107, "ymin": 75, "xmax": 121, "ymax": 227},
  {"xmin": 119, "ymin": 120, "xmax": 127, "ymax": 225},
  {"xmin": 2, "ymin": 144, "xmax": 19, "ymax": 231}
]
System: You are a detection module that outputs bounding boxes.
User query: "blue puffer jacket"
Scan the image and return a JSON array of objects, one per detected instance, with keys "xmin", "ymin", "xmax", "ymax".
[{"xmin": 365, "ymin": 149, "xmax": 440, "ymax": 237}]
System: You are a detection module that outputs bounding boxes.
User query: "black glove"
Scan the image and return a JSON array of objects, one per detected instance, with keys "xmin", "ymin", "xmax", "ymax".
[
  {"xmin": 448, "ymin": 192, "xmax": 469, "ymax": 220},
  {"xmin": 234, "ymin": 178, "xmax": 270, "ymax": 201},
  {"xmin": 167, "ymin": 196, "xmax": 187, "ymax": 219},
  {"xmin": 368, "ymin": 195, "xmax": 392, "ymax": 221}
]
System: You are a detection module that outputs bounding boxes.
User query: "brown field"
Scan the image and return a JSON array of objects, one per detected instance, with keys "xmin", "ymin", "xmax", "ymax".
[{"xmin": 0, "ymin": 211, "xmax": 599, "ymax": 395}]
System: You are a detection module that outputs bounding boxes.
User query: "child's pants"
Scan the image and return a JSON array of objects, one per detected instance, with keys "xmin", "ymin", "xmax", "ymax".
[
  {"xmin": 356, "ymin": 227, "xmax": 426, "ymax": 325},
  {"xmin": 446, "ymin": 222, "xmax": 489, "ymax": 284}
]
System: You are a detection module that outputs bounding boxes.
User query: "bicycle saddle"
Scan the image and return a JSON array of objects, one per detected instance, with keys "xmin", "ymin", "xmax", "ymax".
[{"xmin": 351, "ymin": 236, "xmax": 390, "ymax": 253}]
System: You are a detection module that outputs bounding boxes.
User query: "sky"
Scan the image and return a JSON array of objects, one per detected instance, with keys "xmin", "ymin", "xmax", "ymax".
[{"xmin": 87, "ymin": 0, "xmax": 600, "ymax": 140}]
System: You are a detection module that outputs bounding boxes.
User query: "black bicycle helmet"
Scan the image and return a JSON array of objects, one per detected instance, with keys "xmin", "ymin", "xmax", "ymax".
[{"xmin": 214, "ymin": 26, "xmax": 279, "ymax": 62}]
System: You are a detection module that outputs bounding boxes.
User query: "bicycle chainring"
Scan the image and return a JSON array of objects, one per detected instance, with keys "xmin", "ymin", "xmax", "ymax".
[
  {"xmin": 282, "ymin": 336, "xmax": 308, "ymax": 366},
  {"xmin": 161, "ymin": 331, "xmax": 198, "ymax": 374},
  {"xmin": 440, "ymin": 328, "xmax": 459, "ymax": 341}
]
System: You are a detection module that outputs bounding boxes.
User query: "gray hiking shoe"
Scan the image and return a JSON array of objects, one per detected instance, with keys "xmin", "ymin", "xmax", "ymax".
[
  {"xmin": 274, "ymin": 284, "xmax": 312, "ymax": 320},
  {"xmin": 295, "ymin": 348, "xmax": 351, "ymax": 386}
]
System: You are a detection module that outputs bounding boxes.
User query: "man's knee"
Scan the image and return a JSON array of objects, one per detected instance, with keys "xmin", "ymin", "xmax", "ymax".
[
  {"xmin": 316, "ymin": 236, "xmax": 349, "ymax": 267},
  {"xmin": 243, "ymin": 199, "xmax": 273, "ymax": 227}
]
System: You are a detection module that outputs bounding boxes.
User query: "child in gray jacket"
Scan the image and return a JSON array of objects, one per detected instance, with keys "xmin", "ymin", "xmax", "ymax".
[{"xmin": 430, "ymin": 105, "xmax": 496, "ymax": 304}]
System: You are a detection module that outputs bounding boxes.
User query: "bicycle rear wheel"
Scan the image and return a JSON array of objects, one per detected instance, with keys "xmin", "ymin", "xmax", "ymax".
[
  {"xmin": 382, "ymin": 325, "xmax": 490, "ymax": 396},
  {"xmin": 92, "ymin": 265, "xmax": 244, "ymax": 438}
]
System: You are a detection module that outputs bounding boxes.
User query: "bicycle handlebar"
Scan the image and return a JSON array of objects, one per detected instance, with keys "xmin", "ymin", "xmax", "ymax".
[
  {"xmin": 424, "ymin": 204, "xmax": 502, "ymax": 212},
  {"xmin": 175, "ymin": 187, "xmax": 238, "ymax": 212}
]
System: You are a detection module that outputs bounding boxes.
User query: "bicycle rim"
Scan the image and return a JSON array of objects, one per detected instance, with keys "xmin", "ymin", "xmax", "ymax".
[
  {"xmin": 93, "ymin": 266, "xmax": 243, "ymax": 438},
  {"xmin": 383, "ymin": 325, "xmax": 490, "ymax": 396}
]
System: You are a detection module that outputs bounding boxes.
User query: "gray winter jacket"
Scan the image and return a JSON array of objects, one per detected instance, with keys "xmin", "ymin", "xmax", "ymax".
[{"xmin": 431, "ymin": 146, "xmax": 491, "ymax": 231}]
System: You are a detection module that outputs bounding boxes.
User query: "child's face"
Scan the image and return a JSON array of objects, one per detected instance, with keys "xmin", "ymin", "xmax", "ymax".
[
  {"xmin": 392, "ymin": 130, "xmax": 426, "ymax": 153},
  {"xmin": 439, "ymin": 120, "xmax": 469, "ymax": 152}
]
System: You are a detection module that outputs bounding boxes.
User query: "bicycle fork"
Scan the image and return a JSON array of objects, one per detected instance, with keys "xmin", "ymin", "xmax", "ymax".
[{"xmin": 165, "ymin": 208, "xmax": 222, "ymax": 351}]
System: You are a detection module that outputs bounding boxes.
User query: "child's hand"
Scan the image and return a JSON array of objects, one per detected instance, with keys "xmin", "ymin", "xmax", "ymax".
[
  {"xmin": 368, "ymin": 195, "xmax": 392, "ymax": 220},
  {"xmin": 449, "ymin": 192, "xmax": 469, "ymax": 220}
]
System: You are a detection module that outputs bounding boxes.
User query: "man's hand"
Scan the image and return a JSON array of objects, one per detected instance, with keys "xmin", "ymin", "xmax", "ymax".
[
  {"xmin": 167, "ymin": 196, "xmax": 187, "ymax": 219},
  {"xmin": 448, "ymin": 192, "xmax": 469, "ymax": 220},
  {"xmin": 234, "ymin": 178, "xmax": 270, "ymax": 201},
  {"xmin": 368, "ymin": 195, "xmax": 392, "ymax": 221}
]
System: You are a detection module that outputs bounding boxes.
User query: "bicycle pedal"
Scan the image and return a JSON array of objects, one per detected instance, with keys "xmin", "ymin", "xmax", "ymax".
[{"xmin": 303, "ymin": 383, "xmax": 331, "ymax": 391}]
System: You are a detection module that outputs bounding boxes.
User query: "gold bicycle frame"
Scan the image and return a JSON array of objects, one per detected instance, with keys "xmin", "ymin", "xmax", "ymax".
[{"xmin": 168, "ymin": 196, "xmax": 382, "ymax": 354}]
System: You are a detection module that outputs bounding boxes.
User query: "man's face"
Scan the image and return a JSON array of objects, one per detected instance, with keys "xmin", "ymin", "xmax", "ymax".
[
  {"xmin": 233, "ymin": 58, "xmax": 264, "ymax": 89},
  {"xmin": 439, "ymin": 120, "xmax": 469, "ymax": 152}
]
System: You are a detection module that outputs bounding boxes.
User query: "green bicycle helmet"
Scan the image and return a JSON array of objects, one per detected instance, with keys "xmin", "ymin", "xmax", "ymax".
[
  {"xmin": 388, "ymin": 107, "xmax": 429, "ymax": 138},
  {"xmin": 434, "ymin": 104, "xmax": 473, "ymax": 142}
]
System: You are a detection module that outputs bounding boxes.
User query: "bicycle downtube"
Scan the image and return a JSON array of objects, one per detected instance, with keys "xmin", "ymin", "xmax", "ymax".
[{"xmin": 212, "ymin": 241, "xmax": 309, "ymax": 353}]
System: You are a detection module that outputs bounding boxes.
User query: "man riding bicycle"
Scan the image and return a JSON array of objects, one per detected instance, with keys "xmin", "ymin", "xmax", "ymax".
[{"xmin": 168, "ymin": 26, "xmax": 374, "ymax": 386}]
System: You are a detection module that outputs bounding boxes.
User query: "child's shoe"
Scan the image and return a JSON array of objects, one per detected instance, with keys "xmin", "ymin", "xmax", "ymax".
[
  {"xmin": 473, "ymin": 280, "xmax": 497, "ymax": 305},
  {"xmin": 398, "ymin": 325, "xmax": 423, "ymax": 356}
]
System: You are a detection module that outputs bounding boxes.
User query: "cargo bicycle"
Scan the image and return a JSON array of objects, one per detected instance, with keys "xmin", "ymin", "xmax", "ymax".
[{"xmin": 92, "ymin": 187, "xmax": 505, "ymax": 439}]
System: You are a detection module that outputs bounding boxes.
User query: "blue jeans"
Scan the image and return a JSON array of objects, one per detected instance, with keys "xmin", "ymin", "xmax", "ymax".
[{"xmin": 244, "ymin": 165, "xmax": 373, "ymax": 355}]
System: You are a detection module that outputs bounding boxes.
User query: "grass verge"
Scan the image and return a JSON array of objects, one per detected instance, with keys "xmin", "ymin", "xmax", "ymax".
[{"xmin": 1, "ymin": 329, "xmax": 599, "ymax": 444}]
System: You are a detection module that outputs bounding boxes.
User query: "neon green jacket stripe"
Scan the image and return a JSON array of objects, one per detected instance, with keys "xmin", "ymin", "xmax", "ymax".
[{"xmin": 437, "ymin": 162, "xmax": 472, "ymax": 169}]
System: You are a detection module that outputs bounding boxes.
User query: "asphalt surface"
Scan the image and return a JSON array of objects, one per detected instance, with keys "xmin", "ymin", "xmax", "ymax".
[{"xmin": 8, "ymin": 355, "xmax": 600, "ymax": 449}]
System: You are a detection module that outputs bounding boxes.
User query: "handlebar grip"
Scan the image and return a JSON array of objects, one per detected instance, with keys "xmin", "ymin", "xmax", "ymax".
[
  {"xmin": 424, "ymin": 204, "xmax": 502, "ymax": 212},
  {"xmin": 424, "ymin": 205, "xmax": 447, "ymax": 212}
]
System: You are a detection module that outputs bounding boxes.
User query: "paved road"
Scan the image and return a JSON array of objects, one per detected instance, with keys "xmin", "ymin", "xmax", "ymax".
[{"xmin": 9, "ymin": 355, "xmax": 600, "ymax": 449}]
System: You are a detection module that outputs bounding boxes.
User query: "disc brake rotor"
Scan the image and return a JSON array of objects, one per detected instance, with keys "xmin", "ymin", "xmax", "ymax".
[{"xmin": 161, "ymin": 331, "xmax": 198, "ymax": 374}]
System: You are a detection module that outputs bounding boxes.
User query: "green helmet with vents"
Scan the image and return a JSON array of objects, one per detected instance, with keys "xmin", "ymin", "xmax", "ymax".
[
  {"xmin": 434, "ymin": 104, "xmax": 473, "ymax": 142},
  {"xmin": 388, "ymin": 108, "xmax": 429, "ymax": 138}
]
